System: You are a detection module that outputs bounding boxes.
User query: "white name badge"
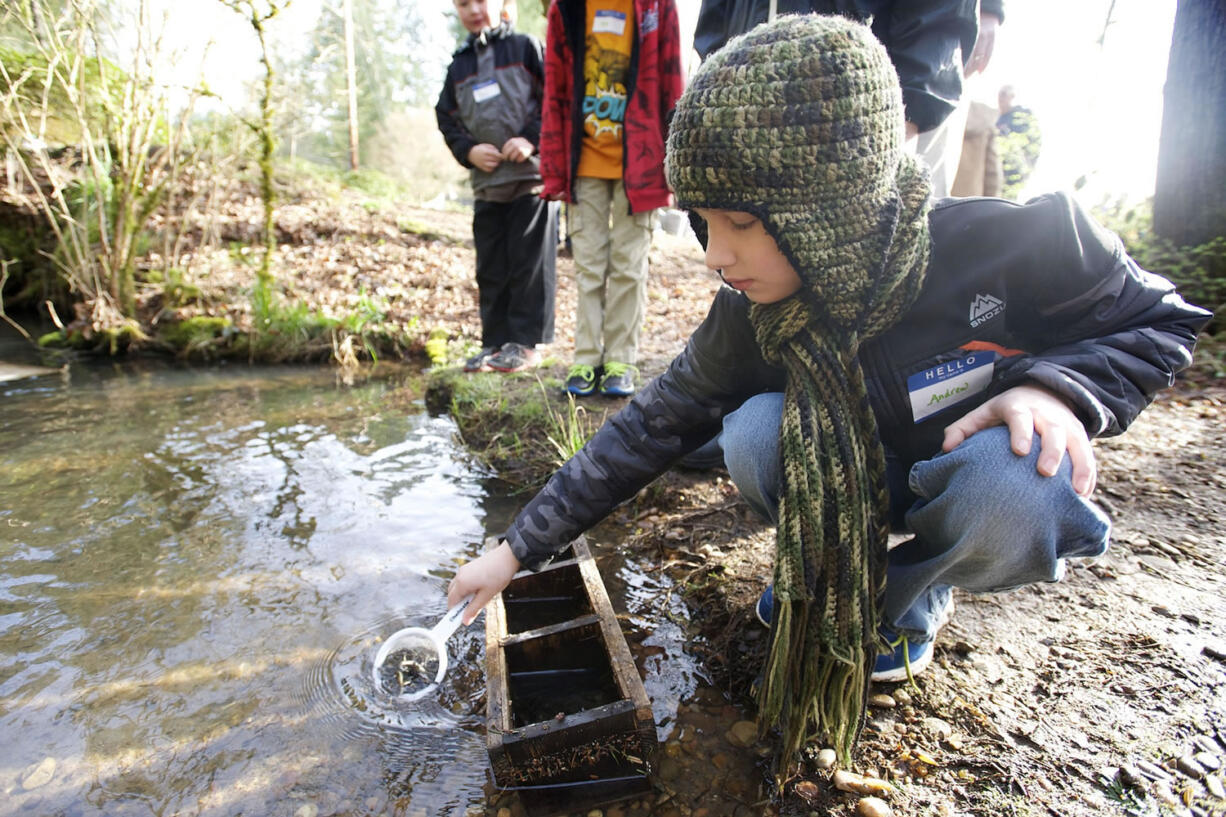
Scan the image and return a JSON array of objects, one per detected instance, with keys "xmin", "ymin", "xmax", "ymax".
[
  {"xmin": 472, "ymin": 79, "xmax": 501, "ymax": 103},
  {"xmin": 593, "ymin": 10, "xmax": 627, "ymax": 35},
  {"xmin": 907, "ymin": 352, "xmax": 996, "ymax": 423}
]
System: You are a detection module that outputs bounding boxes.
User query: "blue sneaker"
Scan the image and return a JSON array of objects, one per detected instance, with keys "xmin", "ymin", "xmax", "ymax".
[
  {"xmin": 566, "ymin": 363, "xmax": 598, "ymax": 396},
  {"xmin": 599, "ymin": 362, "xmax": 638, "ymax": 397},
  {"xmin": 873, "ymin": 597, "xmax": 953, "ymax": 683},
  {"xmin": 872, "ymin": 633, "xmax": 934, "ymax": 683},
  {"xmin": 756, "ymin": 585, "xmax": 773, "ymax": 627}
]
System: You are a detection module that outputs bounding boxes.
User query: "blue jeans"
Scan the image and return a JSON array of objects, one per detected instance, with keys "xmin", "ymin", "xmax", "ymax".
[{"xmin": 715, "ymin": 393, "xmax": 1111, "ymax": 642}]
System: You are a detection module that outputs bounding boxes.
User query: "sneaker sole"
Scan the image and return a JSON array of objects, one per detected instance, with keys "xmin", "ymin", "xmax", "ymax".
[{"xmin": 871, "ymin": 645, "xmax": 935, "ymax": 683}]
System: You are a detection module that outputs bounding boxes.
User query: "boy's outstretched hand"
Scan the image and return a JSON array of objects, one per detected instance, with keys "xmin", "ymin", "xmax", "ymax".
[
  {"xmin": 448, "ymin": 539, "xmax": 522, "ymax": 626},
  {"xmin": 942, "ymin": 384, "xmax": 1097, "ymax": 498}
]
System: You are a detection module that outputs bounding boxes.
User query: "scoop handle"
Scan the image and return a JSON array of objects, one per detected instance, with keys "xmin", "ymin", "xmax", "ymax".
[{"xmin": 431, "ymin": 593, "xmax": 475, "ymax": 643}]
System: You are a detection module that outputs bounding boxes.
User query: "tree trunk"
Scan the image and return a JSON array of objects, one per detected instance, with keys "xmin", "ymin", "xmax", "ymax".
[
  {"xmin": 1153, "ymin": 0, "xmax": 1226, "ymax": 247},
  {"xmin": 343, "ymin": 0, "xmax": 359, "ymax": 171}
]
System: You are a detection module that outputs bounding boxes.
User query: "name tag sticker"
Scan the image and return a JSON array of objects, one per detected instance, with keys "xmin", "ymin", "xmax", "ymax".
[
  {"xmin": 593, "ymin": 10, "xmax": 627, "ymax": 35},
  {"xmin": 907, "ymin": 352, "xmax": 996, "ymax": 423},
  {"xmin": 472, "ymin": 79, "xmax": 501, "ymax": 103}
]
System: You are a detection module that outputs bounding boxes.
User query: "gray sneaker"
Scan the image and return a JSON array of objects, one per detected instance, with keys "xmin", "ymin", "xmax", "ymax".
[
  {"xmin": 463, "ymin": 346, "xmax": 498, "ymax": 372},
  {"xmin": 599, "ymin": 362, "xmax": 637, "ymax": 397},
  {"xmin": 488, "ymin": 342, "xmax": 540, "ymax": 373}
]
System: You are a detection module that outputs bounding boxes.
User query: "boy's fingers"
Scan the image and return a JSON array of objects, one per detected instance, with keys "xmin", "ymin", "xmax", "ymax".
[
  {"xmin": 1065, "ymin": 427, "xmax": 1097, "ymax": 496},
  {"xmin": 462, "ymin": 591, "xmax": 493, "ymax": 626},
  {"xmin": 1033, "ymin": 422, "xmax": 1066, "ymax": 477},
  {"xmin": 942, "ymin": 403, "xmax": 994, "ymax": 452}
]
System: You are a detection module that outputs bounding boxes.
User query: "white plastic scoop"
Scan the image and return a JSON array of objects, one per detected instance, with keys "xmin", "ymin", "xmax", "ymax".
[{"xmin": 372, "ymin": 594, "xmax": 473, "ymax": 700}]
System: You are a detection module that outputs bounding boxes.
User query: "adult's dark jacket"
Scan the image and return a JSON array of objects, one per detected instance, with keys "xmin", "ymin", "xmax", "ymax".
[
  {"xmin": 503, "ymin": 193, "xmax": 1212, "ymax": 570},
  {"xmin": 693, "ymin": 0, "xmax": 1003, "ymax": 133}
]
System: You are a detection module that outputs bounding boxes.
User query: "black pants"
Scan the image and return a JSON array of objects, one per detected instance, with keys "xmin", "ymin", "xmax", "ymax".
[{"xmin": 473, "ymin": 195, "xmax": 558, "ymax": 348}]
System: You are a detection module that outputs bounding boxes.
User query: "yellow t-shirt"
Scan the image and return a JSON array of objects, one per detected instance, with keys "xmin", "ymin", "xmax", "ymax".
[{"xmin": 575, "ymin": 0, "xmax": 634, "ymax": 180}]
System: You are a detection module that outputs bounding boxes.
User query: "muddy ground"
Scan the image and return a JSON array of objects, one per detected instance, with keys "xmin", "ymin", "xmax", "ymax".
[{"xmin": 387, "ymin": 204, "xmax": 1226, "ymax": 817}]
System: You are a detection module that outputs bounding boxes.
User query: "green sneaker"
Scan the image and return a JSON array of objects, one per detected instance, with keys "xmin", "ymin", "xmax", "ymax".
[
  {"xmin": 599, "ymin": 362, "xmax": 637, "ymax": 397},
  {"xmin": 565, "ymin": 364, "xmax": 598, "ymax": 396}
]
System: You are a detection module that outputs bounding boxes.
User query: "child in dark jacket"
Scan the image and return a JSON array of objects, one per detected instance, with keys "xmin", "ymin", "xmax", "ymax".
[
  {"xmin": 437, "ymin": 0, "xmax": 558, "ymax": 374},
  {"xmin": 539, "ymin": 0, "xmax": 685, "ymax": 397},
  {"xmin": 446, "ymin": 15, "xmax": 1211, "ymax": 770}
]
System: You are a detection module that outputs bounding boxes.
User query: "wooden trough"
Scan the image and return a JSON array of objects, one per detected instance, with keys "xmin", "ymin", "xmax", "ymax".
[{"xmin": 484, "ymin": 536, "xmax": 657, "ymax": 815}]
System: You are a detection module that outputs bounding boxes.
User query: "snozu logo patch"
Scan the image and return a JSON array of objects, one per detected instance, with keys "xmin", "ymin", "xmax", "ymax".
[{"xmin": 969, "ymin": 293, "xmax": 1004, "ymax": 327}]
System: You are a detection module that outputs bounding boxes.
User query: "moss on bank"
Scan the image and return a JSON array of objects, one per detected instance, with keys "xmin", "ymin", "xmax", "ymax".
[{"xmin": 426, "ymin": 363, "xmax": 613, "ymax": 488}]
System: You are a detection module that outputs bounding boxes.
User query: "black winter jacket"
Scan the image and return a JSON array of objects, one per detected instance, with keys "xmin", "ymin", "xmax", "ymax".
[
  {"xmin": 693, "ymin": 0, "xmax": 992, "ymax": 133},
  {"xmin": 435, "ymin": 24, "xmax": 545, "ymax": 193},
  {"xmin": 504, "ymin": 193, "xmax": 1212, "ymax": 570}
]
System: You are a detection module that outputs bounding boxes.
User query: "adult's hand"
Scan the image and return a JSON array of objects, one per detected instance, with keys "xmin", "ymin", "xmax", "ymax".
[
  {"xmin": 467, "ymin": 143, "xmax": 502, "ymax": 173},
  {"xmin": 942, "ymin": 383, "xmax": 1096, "ymax": 497},
  {"xmin": 447, "ymin": 539, "xmax": 522, "ymax": 625},
  {"xmin": 501, "ymin": 136, "xmax": 534, "ymax": 162},
  {"xmin": 965, "ymin": 12, "xmax": 1001, "ymax": 77}
]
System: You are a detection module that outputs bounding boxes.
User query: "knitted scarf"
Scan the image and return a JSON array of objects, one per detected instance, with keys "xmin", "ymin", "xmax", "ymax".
[
  {"xmin": 664, "ymin": 15, "xmax": 933, "ymax": 766},
  {"xmin": 750, "ymin": 159, "xmax": 930, "ymax": 765}
]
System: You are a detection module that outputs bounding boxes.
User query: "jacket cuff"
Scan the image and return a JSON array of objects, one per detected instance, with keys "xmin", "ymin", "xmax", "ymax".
[
  {"xmin": 998, "ymin": 362, "xmax": 1111, "ymax": 438},
  {"xmin": 505, "ymin": 530, "xmax": 549, "ymax": 572}
]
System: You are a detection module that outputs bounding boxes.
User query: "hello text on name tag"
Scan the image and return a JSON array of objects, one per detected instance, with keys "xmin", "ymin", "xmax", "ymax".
[{"xmin": 907, "ymin": 352, "xmax": 996, "ymax": 423}]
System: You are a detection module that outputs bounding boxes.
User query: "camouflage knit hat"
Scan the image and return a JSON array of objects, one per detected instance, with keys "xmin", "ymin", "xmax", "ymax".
[
  {"xmin": 667, "ymin": 14, "xmax": 933, "ymax": 774},
  {"xmin": 667, "ymin": 13, "xmax": 927, "ymax": 330}
]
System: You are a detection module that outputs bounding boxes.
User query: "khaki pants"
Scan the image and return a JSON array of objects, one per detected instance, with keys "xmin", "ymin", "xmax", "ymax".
[{"xmin": 569, "ymin": 177, "xmax": 655, "ymax": 367}]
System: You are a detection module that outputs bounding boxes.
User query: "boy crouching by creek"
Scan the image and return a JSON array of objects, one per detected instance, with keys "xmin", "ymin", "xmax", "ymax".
[{"xmin": 446, "ymin": 15, "xmax": 1210, "ymax": 767}]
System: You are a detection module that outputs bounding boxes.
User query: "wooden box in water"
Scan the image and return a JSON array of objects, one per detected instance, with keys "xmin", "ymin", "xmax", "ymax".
[{"xmin": 484, "ymin": 536, "xmax": 656, "ymax": 815}]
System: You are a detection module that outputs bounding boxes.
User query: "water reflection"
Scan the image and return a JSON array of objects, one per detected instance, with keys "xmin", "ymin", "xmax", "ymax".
[{"xmin": 1, "ymin": 360, "xmax": 493, "ymax": 816}]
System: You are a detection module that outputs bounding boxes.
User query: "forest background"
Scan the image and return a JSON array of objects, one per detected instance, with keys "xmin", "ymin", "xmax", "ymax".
[{"xmin": 0, "ymin": 0, "xmax": 1222, "ymax": 366}]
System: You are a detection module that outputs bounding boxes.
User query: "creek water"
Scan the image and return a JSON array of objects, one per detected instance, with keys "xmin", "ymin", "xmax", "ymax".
[{"xmin": 0, "ymin": 335, "xmax": 736, "ymax": 817}]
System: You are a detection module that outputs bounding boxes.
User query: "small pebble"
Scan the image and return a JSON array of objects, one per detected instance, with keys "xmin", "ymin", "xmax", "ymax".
[
  {"xmin": 726, "ymin": 720, "xmax": 757, "ymax": 748},
  {"xmin": 1204, "ymin": 774, "xmax": 1225, "ymax": 799},
  {"xmin": 294, "ymin": 805, "xmax": 318, "ymax": 817},
  {"xmin": 832, "ymin": 769, "xmax": 891, "ymax": 797},
  {"xmin": 922, "ymin": 717, "xmax": 953, "ymax": 741},
  {"xmin": 1203, "ymin": 642, "xmax": 1226, "ymax": 662},
  {"xmin": 20, "ymin": 758, "xmax": 55, "ymax": 791},
  {"xmin": 816, "ymin": 748, "xmax": 837, "ymax": 770},
  {"xmin": 1137, "ymin": 760, "xmax": 1172, "ymax": 781},
  {"xmin": 1194, "ymin": 735, "xmax": 1223, "ymax": 755},
  {"xmin": 1195, "ymin": 751, "xmax": 1221, "ymax": 772},
  {"xmin": 1117, "ymin": 765, "xmax": 1143, "ymax": 788},
  {"xmin": 856, "ymin": 796, "xmax": 893, "ymax": 817},
  {"xmin": 1177, "ymin": 755, "xmax": 1206, "ymax": 779},
  {"xmin": 793, "ymin": 780, "xmax": 820, "ymax": 801},
  {"xmin": 892, "ymin": 688, "xmax": 912, "ymax": 705},
  {"xmin": 868, "ymin": 693, "xmax": 896, "ymax": 709},
  {"xmin": 586, "ymin": 810, "xmax": 603, "ymax": 817}
]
